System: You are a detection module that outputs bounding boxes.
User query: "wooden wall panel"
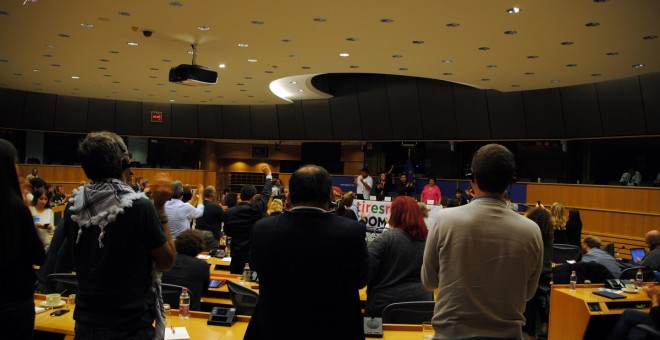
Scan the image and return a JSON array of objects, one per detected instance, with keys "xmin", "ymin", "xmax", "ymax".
[
  {"xmin": 486, "ymin": 90, "xmax": 527, "ymax": 139},
  {"xmin": 418, "ymin": 79, "xmax": 456, "ymax": 140},
  {"xmin": 386, "ymin": 76, "xmax": 422, "ymax": 140},
  {"xmin": 23, "ymin": 92, "xmax": 56, "ymax": 131},
  {"xmin": 54, "ymin": 95, "xmax": 88, "ymax": 132},
  {"xmin": 453, "ymin": 86, "xmax": 490, "ymax": 140},
  {"xmin": 0, "ymin": 88, "xmax": 25, "ymax": 128},
  {"xmin": 86, "ymin": 99, "xmax": 116, "ymax": 132},
  {"xmin": 250, "ymin": 105, "xmax": 279, "ymax": 140},
  {"xmin": 328, "ymin": 77, "xmax": 363, "ymax": 140}
]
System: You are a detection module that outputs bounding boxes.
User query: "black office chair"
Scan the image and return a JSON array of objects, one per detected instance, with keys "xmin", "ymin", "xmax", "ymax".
[
  {"xmin": 552, "ymin": 244, "xmax": 581, "ymax": 263},
  {"xmin": 602, "ymin": 242, "xmax": 615, "ymax": 257},
  {"xmin": 161, "ymin": 283, "xmax": 193, "ymax": 309},
  {"xmin": 381, "ymin": 301, "xmax": 435, "ymax": 324},
  {"xmin": 636, "ymin": 324, "xmax": 660, "ymax": 340},
  {"xmin": 226, "ymin": 280, "xmax": 259, "ymax": 316},
  {"xmin": 46, "ymin": 273, "xmax": 78, "ymax": 296}
]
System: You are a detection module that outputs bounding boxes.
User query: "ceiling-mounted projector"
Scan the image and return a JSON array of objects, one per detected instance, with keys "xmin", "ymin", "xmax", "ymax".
[{"xmin": 169, "ymin": 44, "xmax": 217, "ymax": 86}]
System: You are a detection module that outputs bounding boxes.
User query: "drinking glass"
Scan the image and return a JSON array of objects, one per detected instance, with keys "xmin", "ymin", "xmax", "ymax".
[{"xmin": 67, "ymin": 294, "xmax": 76, "ymax": 309}]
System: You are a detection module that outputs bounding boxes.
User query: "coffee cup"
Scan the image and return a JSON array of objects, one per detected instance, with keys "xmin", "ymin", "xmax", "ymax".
[
  {"xmin": 46, "ymin": 293, "xmax": 61, "ymax": 305},
  {"xmin": 625, "ymin": 283, "xmax": 636, "ymax": 291}
]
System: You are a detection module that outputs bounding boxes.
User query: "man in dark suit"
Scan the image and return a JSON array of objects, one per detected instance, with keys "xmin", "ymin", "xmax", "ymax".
[
  {"xmin": 245, "ymin": 165, "xmax": 370, "ymax": 340},
  {"xmin": 224, "ymin": 165, "xmax": 272, "ymax": 274},
  {"xmin": 195, "ymin": 185, "xmax": 224, "ymax": 251}
]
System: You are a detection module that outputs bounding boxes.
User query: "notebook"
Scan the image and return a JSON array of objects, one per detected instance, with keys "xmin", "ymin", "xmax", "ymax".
[{"xmin": 630, "ymin": 248, "xmax": 646, "ymax": 264}]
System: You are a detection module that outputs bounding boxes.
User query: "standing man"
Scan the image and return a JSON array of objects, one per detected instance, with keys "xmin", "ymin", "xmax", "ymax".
[
  {"xmin": 355, "ymin": 167, "xmax": 373, "ymax": 200},
  {"xmin": 195, "ymin": 185, "xmax": 225, "ymax": 251},
  {"xmin": 391, "ymin": 174, "xmax": 415, "ymax": 198},
  {"xmin": 61, "ymin": 131, "xmax": 176, "ymax": 339},
  {"xmin": 224, "ymin": 165, "xmax": 272, "ymax": 274},
  {"xmin": 164, "ymin": 181, "xmax": 204, "ymax": 240},
  {"xmin": 245, "ymin": 165, "xmax": 369, "ymax": 340},
  {"xmin": 422, "ymin": 144, "xmax": 542, "ymax": 339}
]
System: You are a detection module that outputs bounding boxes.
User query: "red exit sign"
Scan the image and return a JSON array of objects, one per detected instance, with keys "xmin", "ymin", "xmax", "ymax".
[{"xmin": 151, "ymin": 111, "xmax": 163, "ymax": 123}]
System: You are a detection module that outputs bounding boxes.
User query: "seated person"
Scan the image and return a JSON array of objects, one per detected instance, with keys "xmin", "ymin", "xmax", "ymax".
[
  {"xmin": 162, "ymin": 230, "xmax": 210, "ymax": 311},
  {"xmin": 581, "ymin": 235, "xmax": 621, "ymax": 278},
  {"xmin": 454, "ymin": 189, "xmax": 468, "ymax": 206},
  {"xmin": 640, "ymin": 230, "xmax": 660, "ymax": 271},
  {"xmin": 609, "ymin": 285, "xmax": 660, "ymax": 339}
]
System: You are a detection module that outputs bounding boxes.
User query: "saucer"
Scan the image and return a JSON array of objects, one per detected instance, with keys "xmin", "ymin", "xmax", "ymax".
[
  {"xmin": 622, "ymin": 288, "xmax": 639, "ymax": 294},
  {"xmin": 40, "ymin": 300, "xmax": 66, "ymax": 308}
]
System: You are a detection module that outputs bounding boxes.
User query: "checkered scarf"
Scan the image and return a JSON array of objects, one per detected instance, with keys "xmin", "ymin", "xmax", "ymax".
[{"xmin": 69, "ymin": 178, "xmax": 145, "ymax": 248}]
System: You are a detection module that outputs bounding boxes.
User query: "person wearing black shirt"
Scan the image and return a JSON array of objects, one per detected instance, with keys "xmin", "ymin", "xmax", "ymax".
[
  {"xmin": 195, "ymin": 186, "xmax": 225, "ymax": 251},
  {"xmin": 391, "ymin": 174, "xmax": 415, "ymax": 198}
]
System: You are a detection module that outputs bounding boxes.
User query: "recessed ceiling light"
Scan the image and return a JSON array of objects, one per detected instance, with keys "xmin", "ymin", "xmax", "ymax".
[
  {"xmin": 481, "ymin": 78, "xmax": 490, "ymax": 81},
  {"xmin": 289, "ymin": 81, "xmax": 297, "ymax": 85},
  {"xmin": 632, "ymin": 64, "xmax": 645, "ymax": 68},
  {"xmin": 0, "ymin": 10, "xmax": 9, "ymax": 16},
  {"xmin": 412, "ymin": 40, "xmax": 424, "ymax": 44},
  {"xmin": 446, "ymin": 23, "xmax": 460, "ymax": 27},
  {"xmin": 71, "ymin": 76, "xmax": 80, "ymax": 79},
  {"xmin": 98, "ymin": 67, "xmax": 107, "ymax": 70},
  {"xmin": 150, "ymin": 67, "xmax": 159, "ymax": 71},
  {"xmin": 442, "ymin": 72, "xmax": 452, "ymax": 76},
  {"xmin": 592, "ymin": 73, "xmax": 602, "ymax": 76},
  {"xmin": 218, "ymin": 64, "xmax": 226, "ymax": 68},
  {"xmin": 511, "ymin": 84, "xmax": 520, "ymax": 87},
  {"xmin": 42, "ymin": 54, "xmax": 53, "ymax": 58},
  {"xmin": 265, "ymin": 70, "xmax": 274, "ymax": 73},
  {"xmin": 298, "ymin": 89, "xmax": 304, "ymax": 92},
  {"xmin": 392, "ymin": 54, "xmax": 403, "ymax": 58},
  {"xmin": 251, "ymin": 20, "xmax": 264, "ymax": 25},
  {"xmin": 281, "ymin": 38, "xmax": 293, "ymax": 43},
  {"xmin": 240, "ymin": 89, "xmax": 247, "ymax": 92},
  {"xmin": 346, "ymin": 37, "xmax": 358, "ymax": 42},
  {"xmin": 118, "ymin": 11, "xmax": 131, "ymax": 16},
  {"xmin": 238, "ymin": 43, "xmax": 249, "ymax": 48},
  {"xmin": 162, "ymin": 59, "xmax": 172, "ymax": 62},
  {"xmin": 380, "ymin": 18, "xmax": 394, "ymax": 23},
  {"xmin": 0, "ymin": 59, "xmax": 8, "ymax": 62},
  {"xmin": 127, "ymin": 42, "xmax": 139, "ymax": 46},
  {"xmin": 442, "ymin": 59, "xmax": 452, "ymax": 63},
  {"xmin": 478, "ymin": 47, "xmax": 490, "ymax": 51},
  {"xmin": 504, "ymin": 30, "xmax": 518, "ymax": 35},
  {"xmin": 506, "ymin": 7, "xmax": 521, "ymax": 14},
  {"xmin": 349, "ymin": 65, "xmax": 359, "ymax": 68},
  {"xmin": 81, "ymin": 23, "xmax": 94, "ymax": 28},
  {"xmin": 486, "ymin": 65, "xmax": 497, "ymax": 68},
  {"xmin": 58, "ymin": 34, "xmax": 70, "ymax": 38},
  {"xmin": 550, "ymin": 80, "xmax": 561, "ymax": 83},
  {"xmin": 169, "ymin": 1, "xmax": 183, "ymax": 7},
  {"xmin": 197, "ymin": 25, "xmax": 210, "ymax": 31},
  {"xmin": 170, "ymin": 99, "xmax": 175, "ymax": 102},
  {"xmin": 51, "ymin": 64, "xmax": 60, "ymax": 67},
  {"xmin": 527, "ymin": 55, "xmax": 539, "ymax": 59},
  {"xmin": 237, "ymin": 83, "xmax": 244, "ymax": 86},
  {"xmin": 643, "ymin": 35, "xmax": 658, "ymax": 40},
  {"xmin": 46, "ymin": 44, "xmax": 56, "ymax": 48},
  {"xmin": 149, "ymin": 76, "xmax": 157, "ymax": 79},
  {"xmin": 245, "ymin": 76, "xmax": 252, "ymax": 80},
  {"xmin": 585, "ymin": 22, "xmax": 600, "ymax": 27},
  {"xmin": 524, "ymin": 72, "xmax": 535, "ymax": 75},
  {"xmin": 399, "ymin": 67, "xmax": 408, "ymax": 71},
  {"xmin": 100, "ymin": 59, "xmax": 109, "ymax": 62},
  {"xmin": 288, "ymin": 54, "xmax": 298, "ymax": 58},
  {"xmin": 301, "ymin": 66, "xmax": 311, "ymax": 69},
  {"xmin": 32, "ymin": 68, "xmax": 40, "ymax": 72},
  {"xmin": 157, "ymin": 83, "xmax": 165, "ymax": 86},
  {"xmin": 566, "ymin": 64, "xmax": 578, "ymax": 67},
  {"xmin": 313, "ymin": 17, "xmax": 327, "ymax": 22},
  {"xmin": 13, "ymin": 73, "xmax": 23, "ymax": 76},
  {"xmin": 109, "ymin": 50, "xmax": 119, "ymax": 54},
  {"xmin": 247, "ymin": 59, "xmax": 258, "ymax": 63},
  {"xmin": 561, "ymin": 41, "xmax": 574, "ymax": 46},
  {"xmin": 103, "ymin": 74, "xmax": 111, "ymax": 77},
  {"xmin": 606, "ymin": 52, "xmax": 619, "ymax": 56},
  {"xmin": 339, "ymin": 53, "xmax": 350, "ymax": 57},
  {"xmin": 187, "ymin": 50, "xmax": 194, "ymax": 55}
]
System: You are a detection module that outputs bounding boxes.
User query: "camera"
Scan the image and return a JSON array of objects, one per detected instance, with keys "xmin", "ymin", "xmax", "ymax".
[{"xmin": 142, "ymin": 29, "xmax": 153, "ymax": 37}]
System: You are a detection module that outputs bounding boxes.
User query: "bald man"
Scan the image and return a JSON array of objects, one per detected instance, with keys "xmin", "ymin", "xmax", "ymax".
[{"xmin": 640, "ymin": 230, "xmax": 660, "ymax": 270}]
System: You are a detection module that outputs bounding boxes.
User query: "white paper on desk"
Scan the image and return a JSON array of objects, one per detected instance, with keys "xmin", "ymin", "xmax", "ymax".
[
  {"xmin": 221, "ymin": 257, "xmax": 231, "ymax": 262},
  {"xmin": 165, "ymin": 327, "xmax": 190, "ymax": 340},
  {"xmin": 35, "ymin": 307, "xmax": 46, "ymax": 314},
  {"xmin": 196, "ymin": 254, "xmax": 211, "ymax": 260}
]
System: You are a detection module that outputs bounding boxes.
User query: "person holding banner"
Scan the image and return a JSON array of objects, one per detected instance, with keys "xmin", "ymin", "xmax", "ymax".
[{"xmin": 420, "ymin": 178, "xmax": 442, "ymax": 205}]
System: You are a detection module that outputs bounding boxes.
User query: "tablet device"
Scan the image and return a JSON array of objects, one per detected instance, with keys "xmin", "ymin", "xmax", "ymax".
[{"xmin": 209, "ymin": 279, "xmax": 224, "ymax": 288}]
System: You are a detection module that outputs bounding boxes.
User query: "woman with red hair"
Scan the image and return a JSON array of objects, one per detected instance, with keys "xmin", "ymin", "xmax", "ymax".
[{"xmin": 366, "ymin": 196, "xmax": 433, "ymax": 317}]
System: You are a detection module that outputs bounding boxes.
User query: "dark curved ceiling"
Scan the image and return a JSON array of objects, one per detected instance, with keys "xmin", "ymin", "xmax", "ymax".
[{"xmin": 0, "ymin": 0, "xmax": 658, "ymax": 105}]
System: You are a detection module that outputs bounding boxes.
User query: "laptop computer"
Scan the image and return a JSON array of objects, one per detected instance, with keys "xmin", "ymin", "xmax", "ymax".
[{"xmin": 630, "ymin": 248, "xmax": 647, "ymax": 264}]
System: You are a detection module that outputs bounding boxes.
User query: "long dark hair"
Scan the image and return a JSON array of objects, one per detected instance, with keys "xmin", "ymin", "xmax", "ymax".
[
  {"xmin": 0, "ymin": 139, "xmax": 30, "ymax": 265},
  {"xmin": 568, "ymin": 208, "xmax": 582, "ymax": 226},
  {"xmin": 526, "ymin": 206, "xmax": 554, "ymax": 242}
]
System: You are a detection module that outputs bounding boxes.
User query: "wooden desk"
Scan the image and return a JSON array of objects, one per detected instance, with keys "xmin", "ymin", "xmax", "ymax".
[
  {"xmin": 34, "ymin": 294, "xmax": 423, "ymax": 339},
  {"xmin": 549, "ymin": 285, "xmax": 652, "ymax": 340}
]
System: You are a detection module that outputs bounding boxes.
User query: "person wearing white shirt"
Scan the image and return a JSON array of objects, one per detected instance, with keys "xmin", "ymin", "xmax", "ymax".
[
  {"xmin": 355, "ymin": 168, "xmax": 373, "ymax": 200},
  {"xmin": 653, "ymin": 172, "xmax": 660, "ymax": 187},
  {"xmin": 165, "ymin": 181, "xmax": 204, "ymax": 239},
  {"xmin": 620, "ymin": 167, "xmax": 642, "ymax": 186}
]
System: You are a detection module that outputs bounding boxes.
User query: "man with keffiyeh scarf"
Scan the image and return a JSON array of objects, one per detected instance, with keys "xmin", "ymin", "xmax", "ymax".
[{"xmin": 60, "ymin": 131, "xmax": 176, "ymax": 340}]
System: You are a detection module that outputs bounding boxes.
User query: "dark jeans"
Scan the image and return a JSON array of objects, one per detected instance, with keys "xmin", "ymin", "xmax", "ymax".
[
  {"xmin": 609, "ymin": 309, "xmax": 654, "ymax": 340},
  {"xmin": 0, "ymin": 297, "xmax": 35, "ymax": 339},
  {"xmin": 75, "ymin": 320, "xmax": 154, "ymax": 340}
]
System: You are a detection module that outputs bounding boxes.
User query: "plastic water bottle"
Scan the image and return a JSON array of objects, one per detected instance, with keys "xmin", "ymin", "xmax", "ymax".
[
  {"xmin": 241, "ymin": 262, "xmax": 251, "ymax": 284},
  {"xmin": 569, "ymin": 270, "xmax": 577, "ymax": 291},
  {"xmin": 179, "ymin": 287, "xmax": 190, "ymax": 319},
  {"xmin": 636, "ymin": 269, "xmax": 644, "ymax": 289}
]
